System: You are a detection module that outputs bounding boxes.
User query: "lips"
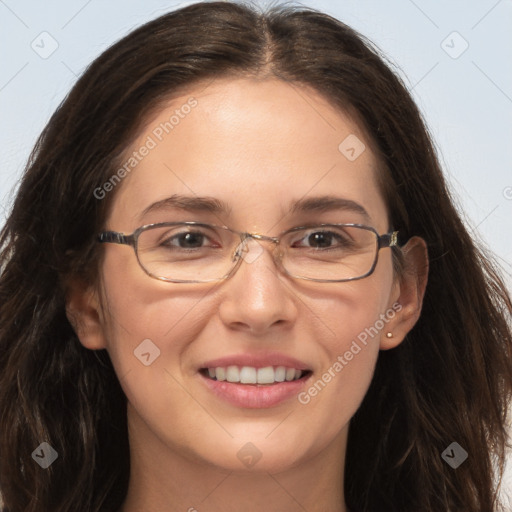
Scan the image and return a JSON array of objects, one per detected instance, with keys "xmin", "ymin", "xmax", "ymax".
[{"xmin": 198, "ymin": 353, "xmax": 312, "ymax": 408}]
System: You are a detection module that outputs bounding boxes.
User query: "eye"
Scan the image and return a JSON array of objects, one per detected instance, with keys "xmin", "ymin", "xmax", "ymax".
[
  {"xmin": 162, "ymin": 230, "xmax": 217, "ymax": 249},
  {"xmin": 292, "ymin": 229, "xmax": 353, "ymax": 250},
  {"xmin": 305, "ymin": 231, "xmax": 336, "ymax": 249}
]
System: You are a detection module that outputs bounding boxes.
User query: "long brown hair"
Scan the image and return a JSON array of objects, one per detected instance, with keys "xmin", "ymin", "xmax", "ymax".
[{"xmin": 1, "ymin": 2, "xmax": 511, "ymax": 511}]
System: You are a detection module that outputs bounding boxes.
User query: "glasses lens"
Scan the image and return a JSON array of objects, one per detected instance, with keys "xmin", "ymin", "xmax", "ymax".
[
  {"xmin": 136, "ymin": 223, "xmax": 235, "ymax": 282},
  {"xmin": 281, "ymin": 225, "xmax": 378, "ymax": 281}
]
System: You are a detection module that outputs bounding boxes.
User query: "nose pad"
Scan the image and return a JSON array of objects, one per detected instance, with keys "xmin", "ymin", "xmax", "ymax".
[{"xmin": 233, "ymin": 237, "xmax": 265, "ymax": 265}]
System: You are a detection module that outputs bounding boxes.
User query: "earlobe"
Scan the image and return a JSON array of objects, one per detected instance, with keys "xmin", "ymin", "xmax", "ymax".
[
  {"xmin": 65, "ymin": 278, "xmax": 107, "ymax": 350},
  {"xmin": 380, "ymin": 236, "xmax": 429, "ymax": 350}
]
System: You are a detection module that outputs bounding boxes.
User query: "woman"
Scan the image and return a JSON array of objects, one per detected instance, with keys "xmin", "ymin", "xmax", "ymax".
[{"xmin": 0, "ymin": 2, "xmax": 511, "ymax": 511}]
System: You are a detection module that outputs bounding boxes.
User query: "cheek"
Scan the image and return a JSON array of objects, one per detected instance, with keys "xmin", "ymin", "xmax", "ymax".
[
  {"xmin": 98, "ymin": 261, "xmax": 218, "ymax": 453},
  {"xmin": 296, "ymin": 272, "xmax": 394, "ymax": 440},
  {"xmin": 98, "ymin": 249, "xmax": 210, "ymax": 377},
  {"xmin": 308, "ymin": 253, "xmax": 394, "ymax": 364}
]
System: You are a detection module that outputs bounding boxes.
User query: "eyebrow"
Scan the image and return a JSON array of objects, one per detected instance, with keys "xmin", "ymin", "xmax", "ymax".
[
  {"xmin": 289, "ymin": 196, "xmax": 371, "ymax": 222},
  {"xmin": 140, "ymin": 195, "xmax": 232, "ymax": 220},
  {"xmin": 139, "ymin": 194, "xmax": 370, "ymax": 222}
]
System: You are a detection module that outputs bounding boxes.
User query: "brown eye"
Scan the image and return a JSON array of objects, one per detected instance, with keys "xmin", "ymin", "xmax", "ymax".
[
  {"xmin": 292, "ymin": 229, "xmax": 352, "ymax": 250},
  {"xmin": 165, "ymin": 231, "xmax": 208, "ymax": 249},
  {"xmin": 306, "ymin": 231, "xmax": 336, "ymax": 248}
]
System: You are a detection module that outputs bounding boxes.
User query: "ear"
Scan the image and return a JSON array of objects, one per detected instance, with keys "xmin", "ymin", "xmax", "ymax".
[
  {"xmin": 380, "ymin": 236, "xmax": 429, "ymax": 350},
  {"xmin": 65, "ymin": 277, "xmax": 108, "ymax": 350}
]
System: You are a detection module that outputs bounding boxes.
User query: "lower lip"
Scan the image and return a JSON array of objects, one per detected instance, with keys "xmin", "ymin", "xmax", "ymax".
[{"xmin": 200, "ymin": 372, "xmax": 311, "ymax": 409}]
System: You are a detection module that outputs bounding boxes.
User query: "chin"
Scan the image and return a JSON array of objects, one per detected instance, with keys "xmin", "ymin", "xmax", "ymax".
[{"xmin": 187, "ymin": 432, "xmax": 312, "ymax": 474}]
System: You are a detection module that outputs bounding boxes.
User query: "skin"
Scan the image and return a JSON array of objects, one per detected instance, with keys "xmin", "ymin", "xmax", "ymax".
[{"xmin": 67, "ymin": 78, "xmax": 428, "ymax": 512}]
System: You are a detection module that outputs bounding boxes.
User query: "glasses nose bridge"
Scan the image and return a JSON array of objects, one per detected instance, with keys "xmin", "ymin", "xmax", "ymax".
[
  {"xmin": 231, "ymin": 231, "xmax": 282, "ymax": 267},
  {"xmin": 245, "ymin": 232, "xmax": 280, "ymax": 245},
  {"xmin": 243, "ymin": 232, "xmax": 282, "ymax": 257}
]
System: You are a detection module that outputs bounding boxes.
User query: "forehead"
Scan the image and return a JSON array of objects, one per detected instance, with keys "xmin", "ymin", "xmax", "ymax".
[{"xmin": 106, "ymin": 78, "xmax": 388, "ymax": 232}]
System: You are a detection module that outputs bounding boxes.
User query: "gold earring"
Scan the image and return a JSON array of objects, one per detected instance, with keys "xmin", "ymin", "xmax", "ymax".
[{"xmin": 386, "ymin": 332, "xmax": 393, "ymax": 338}]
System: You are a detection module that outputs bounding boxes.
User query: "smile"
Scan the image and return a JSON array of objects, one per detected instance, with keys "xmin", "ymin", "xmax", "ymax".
[{"xmin": 202, "ymin": 365, "xmax": 309, "ymax": 385}]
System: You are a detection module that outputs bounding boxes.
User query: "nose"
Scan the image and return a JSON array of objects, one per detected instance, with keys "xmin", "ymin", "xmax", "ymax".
[{"xmin": 217, "ymin": 237, "xmax": 298, "ymax": 335}]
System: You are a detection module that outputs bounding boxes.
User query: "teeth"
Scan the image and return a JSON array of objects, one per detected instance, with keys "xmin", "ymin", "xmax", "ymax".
[
  {"xmin": 257, "ymin": 366, "xmax": 274, "ymax": 384},
  {"xmin": 205, "ymin": 365, "xmax": 305, "ymax": 384},
  {"xmin": 274, "ymin": 366, "xmax": 286, "ymax": 382},
  {"xmin": 226, "ymin": 365, "xmax": 240, "ymax": 383},
  {"xmin": 240, "ymin": 366, "xmax": 257, "ymax": 384},
  {"xmin": 285, "ymin": 368, "xmax": 296, "ymax": 381}
]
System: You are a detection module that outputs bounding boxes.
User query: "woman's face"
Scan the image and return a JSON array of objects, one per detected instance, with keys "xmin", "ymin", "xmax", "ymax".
[{"xmin": 90, "ymin": 78, "xmax": 403, "ymax": 473}]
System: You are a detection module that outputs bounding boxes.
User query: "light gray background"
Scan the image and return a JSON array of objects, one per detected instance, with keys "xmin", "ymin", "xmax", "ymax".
[{"xmin": 0, "ymin": 0, "xmax": 511, "ymax": 505}]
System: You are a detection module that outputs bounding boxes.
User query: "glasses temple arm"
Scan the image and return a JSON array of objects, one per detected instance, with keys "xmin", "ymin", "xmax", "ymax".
[
  {"xmin": 378, "ymin": 231, "xmax": 399, "ymax": 249},
  {"xmin": 97, "ymin": 231, "xmax": 135, "ymax": 246}
]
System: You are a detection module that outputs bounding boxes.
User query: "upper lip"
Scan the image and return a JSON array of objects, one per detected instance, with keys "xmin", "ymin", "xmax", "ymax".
[{"xmin": 200, "ymin": 352, "xmax": 311, "ymax": 371}]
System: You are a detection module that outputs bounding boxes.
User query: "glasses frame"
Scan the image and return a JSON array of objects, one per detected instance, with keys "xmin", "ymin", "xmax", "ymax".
[{"xmin": 98, "ymin": 221, "xmax": 399, "ymax": 284}]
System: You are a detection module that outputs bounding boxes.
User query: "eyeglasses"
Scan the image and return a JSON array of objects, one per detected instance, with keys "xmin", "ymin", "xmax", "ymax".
[{"xmin": 97, "ymin": 221, "xmax": 399, "ymax": 283}]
